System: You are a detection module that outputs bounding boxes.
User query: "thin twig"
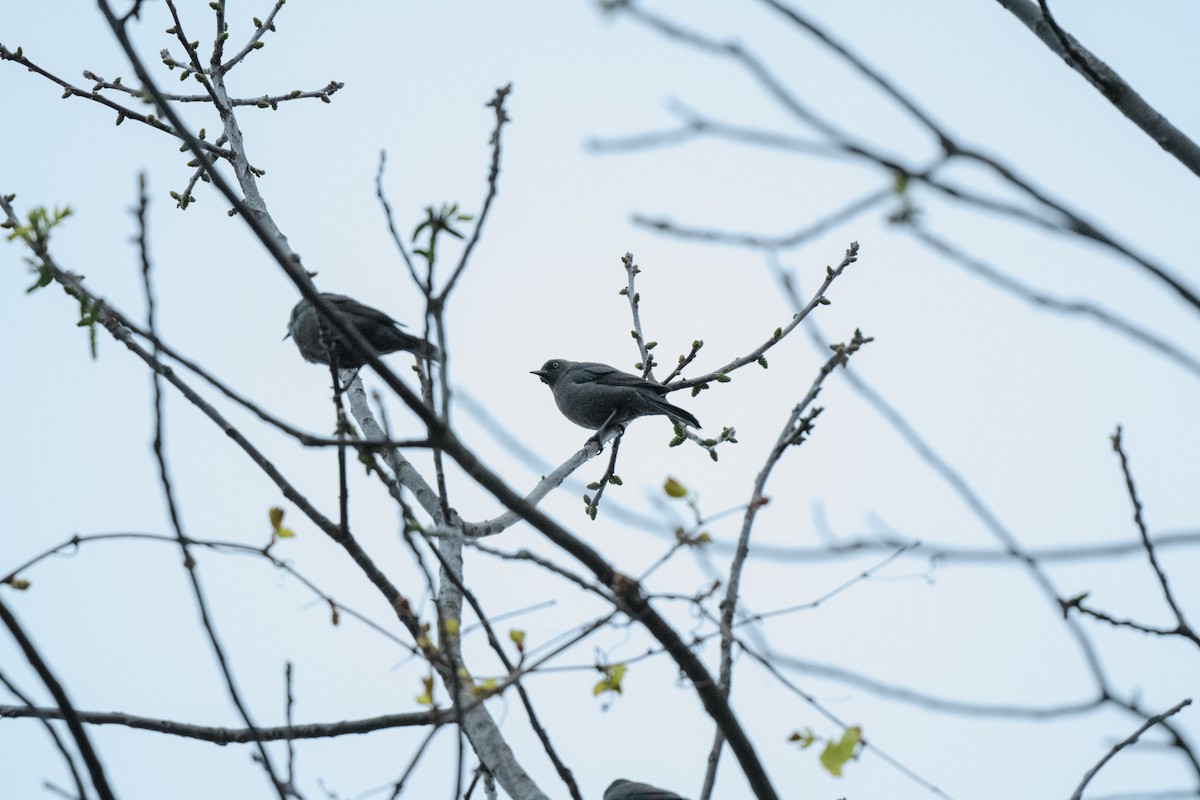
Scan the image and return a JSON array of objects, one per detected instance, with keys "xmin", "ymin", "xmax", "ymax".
[
  {"xmin": 1070, "ymin": 699, "xmax": 1193, "ymax": 800},
  {"xmin": 0, "ymin": 599, "xmax": 117, "ymax": 800}
]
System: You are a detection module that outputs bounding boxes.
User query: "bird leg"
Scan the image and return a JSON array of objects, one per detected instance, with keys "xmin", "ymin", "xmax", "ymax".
[{"xmin": 587, "ymin": 409, "xmax": 623, "ymax": 454}]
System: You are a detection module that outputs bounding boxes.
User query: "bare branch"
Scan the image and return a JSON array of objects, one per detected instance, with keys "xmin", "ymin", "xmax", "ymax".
[
  {"xmin": 1070, "ymin": 699, "xmax": 1193, "ymax": 800},
  {"xmin": 0, "ymin": 704, "xmax": 450, "ymax": 742},
  {"xmin": 999, "ymin": 0, "xmax": 1200, "ymax": 179}
]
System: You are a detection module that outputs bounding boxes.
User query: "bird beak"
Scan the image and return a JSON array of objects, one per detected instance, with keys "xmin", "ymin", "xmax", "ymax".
[
  {"xmin": 531, "ymin": 369, "xmax": 548, "ymax": 383},
  {"xmin": 282, "ymin": 332, "xmax": 292, "ymax": 341}
]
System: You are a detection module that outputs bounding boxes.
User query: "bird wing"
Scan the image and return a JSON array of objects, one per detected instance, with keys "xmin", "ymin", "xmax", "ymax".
[
  {"xmin": 324, "ymin": 294, "xmax": 407, "ymax": 328},
  {"xmin": 574, "ymin": 363, "xmax": 666, "ymax": 393}
]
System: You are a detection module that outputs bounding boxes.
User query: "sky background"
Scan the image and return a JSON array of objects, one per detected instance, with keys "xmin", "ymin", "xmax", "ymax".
[{"xmin": 2, "ymin": 2, "xmax": 1199, "ymax": 799}]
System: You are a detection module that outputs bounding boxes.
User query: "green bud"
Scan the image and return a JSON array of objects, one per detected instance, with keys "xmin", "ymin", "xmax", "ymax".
[
  {"xmin": 251, "ymin": 41, "xmax": 265, "ymax": 49},
  {"xmin": 715, "ymin": 373, "xmax": 731, "ymax": 383}
]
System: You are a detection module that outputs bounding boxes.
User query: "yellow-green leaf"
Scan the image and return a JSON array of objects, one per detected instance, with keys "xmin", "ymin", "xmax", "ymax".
[
  {"xmin": 819, "ymin": 726, "xmax": 861, "ymax": 777},
  {"xmin": 415, "ymin": 676, "xmax": 435, "ymax": 707},
  {"xmin": 593, "ymin": 663, "xmax": 627, "ymax": 697},
  {"xmin": 787, "ymin": 727, "xmax": 816, "ymax": 748},
  {"xmin": 663, "ymin": 477, "xmax": 688, "ymax": 498}
]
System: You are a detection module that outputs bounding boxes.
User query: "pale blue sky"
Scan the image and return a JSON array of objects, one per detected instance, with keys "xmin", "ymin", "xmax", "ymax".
[{"xmin": 2, "ymin": 2, "xmax": 1198, "ymax": 799}]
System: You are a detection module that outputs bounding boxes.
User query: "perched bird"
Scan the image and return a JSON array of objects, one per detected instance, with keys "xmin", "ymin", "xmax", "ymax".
[
  {"xmin": 531, "ymin": 359, "xmax": 700, "ymax": 431},
  {"xmin": 604, "ymin": 779, "xmax": 688, "ymax": 800},
  {"xmin": 286, "ymin": 293, "xmax": 439, "ymax": 367}
]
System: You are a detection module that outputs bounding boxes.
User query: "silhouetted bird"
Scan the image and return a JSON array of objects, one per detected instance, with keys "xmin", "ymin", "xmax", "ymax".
[
  {"xmin": 286, "ymin": 293, "xmax": 439, "ymax": 367},
  {"xmin": 531, "ymin": 359, "xmax": 700, "ymax": 431},
  {"xmin": 604, "ymin": 779, "xmax": 688, "ymax": 800}
]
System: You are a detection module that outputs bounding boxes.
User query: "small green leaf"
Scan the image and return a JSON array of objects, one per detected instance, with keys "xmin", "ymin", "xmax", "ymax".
[
  {"xmin": 819, "ymin": 726, "xmax": 862, "ymax": 777},
  {"xmin": 788, "ymin": 728, "xmax": 816, "ymax": 749},
  {"xmin": 663, "ymin": 477, "xmax": 687, "ymax": 498},
  {"xmin": 592, "ymin": 663, "xmax": 626, "ymax": 697},
  {"xmin": 415, "ymin": 676, "xmax": 435, "ymax": 707}
]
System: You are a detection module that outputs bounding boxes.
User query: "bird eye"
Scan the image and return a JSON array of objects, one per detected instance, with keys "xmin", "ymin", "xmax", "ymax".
[{"xmin": 551, "ymin": 361, "xmax": 560, "ymax": 369}]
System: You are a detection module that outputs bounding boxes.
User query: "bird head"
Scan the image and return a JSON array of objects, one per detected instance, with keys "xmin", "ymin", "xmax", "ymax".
[{"xmin": 531, "ymin": 358, "xmax": 570, "ymax": 387}]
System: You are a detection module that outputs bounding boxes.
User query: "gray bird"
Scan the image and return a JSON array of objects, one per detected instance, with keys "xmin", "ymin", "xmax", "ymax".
[
  {"xmin": 604, "ymin": 779, "xmax": 688, "ymax": 800},
  {"xmin": 286, "ymin": 293, "xmax": 440, "ymax": 367},
  {"xmin": 531, "ymin": 359, "xmax": 700, "ymax": 431}
]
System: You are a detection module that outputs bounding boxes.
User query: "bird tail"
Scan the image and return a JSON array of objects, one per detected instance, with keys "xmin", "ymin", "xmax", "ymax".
[
  {"xmin": 412, "ymin": 338, "xmax": 442, "ymax": 363},
  {"xmin": 383, "ymin": 330, "xmax": 442, "ymax": 362},
  {"xmin": 651, "ymin": 395, "xmax": 700, "ymax": 429}
]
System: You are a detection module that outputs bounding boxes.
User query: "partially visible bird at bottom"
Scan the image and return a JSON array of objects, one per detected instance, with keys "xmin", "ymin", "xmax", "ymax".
[
  {"xmin": 531, "ymin": 359, "xmax": 700, "ymax": 432},
  {"xmin": 604, "ymin": 778, "xmax": 688, "ymax": 800},
  {"xmin": 286, "ymin": 293, "xmax": 440, "ymax": 367}
]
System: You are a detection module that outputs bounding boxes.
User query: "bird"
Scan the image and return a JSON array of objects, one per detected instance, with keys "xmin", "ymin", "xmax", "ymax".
[
  {"xmin": 531, "ymin": 359, "xmax": 700, "ymax": 432},
  {"xmin": 604, "ymin": 779, "xmax": 688, "ymax": 800},
  {"xmin": 286, "ymin": 293, "xmax": 440, "ymax": 367}
]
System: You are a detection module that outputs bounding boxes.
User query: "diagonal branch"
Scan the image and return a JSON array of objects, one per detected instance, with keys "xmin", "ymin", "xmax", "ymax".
[{"xmin": 998, "ymin": 0, "xmax": 1200, "ymax": 179}]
